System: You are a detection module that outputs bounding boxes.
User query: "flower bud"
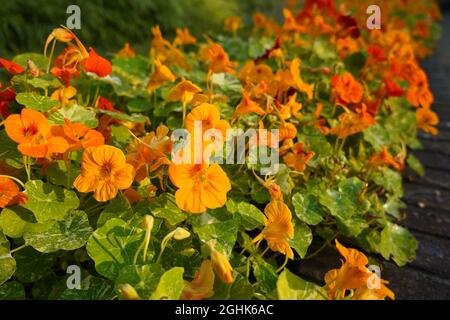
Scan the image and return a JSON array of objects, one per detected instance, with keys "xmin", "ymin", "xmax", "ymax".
[
  {"xmin": 173, "ymin": 227, "xmax": 191, "ymax": 240},
  {"xmin": 142, "ymin": 215, "xmax": 154, "ymax": 232},
  {"xmin": 211, "ymin": 249, "xmax": 234, "ymax": 284},
  {"xmin": 118, "ymin": 283, "xmax": 140, "ymax": 300}
]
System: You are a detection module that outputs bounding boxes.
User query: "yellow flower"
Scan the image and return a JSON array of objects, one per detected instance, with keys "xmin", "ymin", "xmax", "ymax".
[
  {"xmin": 253, "ymin": 200, "xmax": 295, "ymax": 259},
  {"xmin": 211, "ymin": 248, "xmax": 234, "ymax": 284},
  {"xmin": 74, "ymin": 145, "xmax": 135, "ymax": 202},
  {"xmin": 168, "ymin": 162, "xmax": 231, "ymax": 214},
  {"xmin": 324, "ymin": 240, "xmax": 395, "ymax": 300},
  {"xmin": 147, "ymin": 58, "xmax": 176, "ymax": 95},
  {"xmin": 181, "ymin": 260, "xmax": 215, "ymax": 300}
]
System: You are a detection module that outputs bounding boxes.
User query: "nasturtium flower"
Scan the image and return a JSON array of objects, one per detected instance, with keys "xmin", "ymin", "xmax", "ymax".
[
  {"xmin": 331, "ymin": 72, "xmax": 363, "ymax": 104},
  {"xmin": 50, "ymin": 86, "xmax": 77, "ymax": 106},
  {"xmin": 168, "ymin": 162, "xmax": 231, "ymax": 214},
  {"xmin": 74, "ymin": 145, "xmax": 135, "ymax": 202},
  {"xmin": 147, "ymin": 59, "xmax": 176, "ymax": 95},
  {"xmin": 0, "ymin": 177, "xmax": 27, "ymax": 208},
  {"xmin": 5, "ymin": 108, "xmax": 69, "ymax": 158},
  {"xmin": 253, "ymin": 200, "xmax": 295, "ymax": 259},
  {"xmin": 199, "ymin": 42, "xmax": 237, "ymax": 75},
  {"xmin": 116, "ymin": 42, "xmax": 136, "ymax": 58},
  {"xmin": 279, "ymin": 93, "xmax": 302, "ymax": 120},
  {"xmin": 181, "ymin": 260, "xmax": 215, "ymax": 300},
  {"xmin": 324, "ymin": 240, "xmax": 395, "ymax": 300},
  {"xmin": 211, "ymin": 248, "xmax": 234, "ymax": 284},
  {"xmin": 174, "ymin": 28, "xmax": 197, "ymax": 47},
  {"xmin": 416, "ymin": 107, "xmax": 439, "ymax": 135},
  {"xmin": 406, "ymin": 70, "xmax": 434, "ymax": 109},
  {"xmin": 84, "ymin": 48, "xmax": 113, "ymax": 77},
  {"xmin": 283, "ymin": 142, "xmax": 315, "ymax": 171},
  {"xmin": 0, "ymin": 57, "xmax": 25, "ymax": 75},
  {"xmin": 59, "ymin": 118, "xmax": 105, "ymax": 152},
  {"xmin": 224, "ymin": 16, "xmax": 243, "ymax": 33},
  {"xmin": 185, "ymin": 103, "xmax": 231, "ymax": 138},
  {"xmin": 279, "ymin": 122, "xmax": 297, "ymax": 141},
  {"xmin": 329, "ymin": 105, "xmax": 375, "ymax": 138},
  {"xmin": 167, "ymin": 78, "xmax": 202, "ymax": 106},
  {"xmin": 233, "ymin": 89, "xmax": 266, "ymax": 120},
  {"xmin": 368, "ymin": 146, "xmax": 404, "ymax": 171}
]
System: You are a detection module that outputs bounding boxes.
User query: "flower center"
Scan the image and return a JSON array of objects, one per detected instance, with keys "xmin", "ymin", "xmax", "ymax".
[
  {"xmin": 100, "ymin": 162, "xmax": 114, "ymax": 179},
  {"xmin": 23, "ymin": 123, "xmax": 39, "ymax": 138}
]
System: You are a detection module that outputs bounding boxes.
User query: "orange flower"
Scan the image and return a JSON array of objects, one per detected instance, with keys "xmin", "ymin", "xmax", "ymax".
[
  {"xmin": 60, "ymin": 119, "xmax": 105, "ymax": 152},
  {"xmin": 173, "ymin": 28, "xmax": 197, "ymax": 47},
  {"xmin": 283, "ymin": 142, "xmax": 315, "ymax": 171},
  {"xmin": 368, "ymin": 146, "xmax": 404, "ymax": 171},
  {"xmin": 238, "ymin": 61, "xmax": 273, "ymax": 87},
  {"xmin": 416, "ymin": 107, "xmax": 439, "ymax": 135},
  {"xmin": 0, "ymin": 177, "xmax": 27, "ymax": 208},
  {"xmin": 181, "ymin": 260, "xmax": 215, "ymax": 300},
  {"xmin": 127, "ymin": 125, "xmax": 172, "ymax": 182},
  {"xmin": 224, "ymin": 16, "xmax": 242, "ymax": 33},
  {"xmin": 74, "ymin": 145, "xmax": 135, "ymax": 202},
  {"xmin": 84, "ymin": 48, "xmax": 113, "ymax": 77},
  {"xmin": 147, "ymin": 59, "xmax": 176, "ymax": 95},
  {"xmin": 185, "ymin": 103, "xmax": 231, "ymax": 138},
  {"xmin": 168, "ymin": 162, "xmax": 231, "ymax": 214},
  {"xmin": 199, "ymin": 42, "xmax": 237, "ymax": 75},
  {"xmin": 0, "ymin": 57, "xmax": 25, "ymax": 75},
  {"xmin": 336, "ymin": 36, "xmax": 359, "ymax": 59},
  {"xmin": 44, "ymin": 27, "xmax": 76, "ymax": 56},
  {"xmin": 211, "ymin": 248, "xmax": 234, "ymax": 284},
  {"xmin": 290, "ymin": 58, "xmax": 314, "ymax": 100},
  {"xmin": 324, "ymin": 240, "xmax": 395, "ymax": 300},
  {"xmin": 279, "ymin": 93, "xmax": 302, "ymax": 120},
  {"xmin": 331, "ymin": 72, "xmax": 363, "ymax": 104},
  {"xmin": 279, "ymin": 122, "xmax": 297, "ymax": 141},
  {"xmin": 116, "ymin": 43, "xmax": 136, "ymax": 58},
  {"xmin": 406, "ymin": 70, "xmax": 433, "ymax": 109},
  {"xmin": 253, "ymin": 200, "xmax": 294, "ymax": 259},
  {"xmin": 329, "ymin": 106, "xmax": 375, "ymax": 138},
  {"xmin": 5, "ymin": 109, "xmax": 69, "ymax": 158},
  {"xmin": 233, "ymin": 89, "xmax": 265, "ymax": 120},
  {"xmin": 50, "ymin": 86, "xmax": 77, "ymax": 106},
  {"xmin": 167, "ymin": 78, "xmax": 202, "ymax": 106}
]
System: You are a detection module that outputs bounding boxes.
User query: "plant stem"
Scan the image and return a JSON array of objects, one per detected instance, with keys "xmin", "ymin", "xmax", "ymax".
[{"xmin": 10, "ymin": 244, "xmax": 27, "ymax": 254}]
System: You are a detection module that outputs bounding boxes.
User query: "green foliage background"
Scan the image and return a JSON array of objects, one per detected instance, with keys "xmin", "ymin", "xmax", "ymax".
[{"xmin": 0, "ymin": 0, "xmax": 282, "ymax": 57}]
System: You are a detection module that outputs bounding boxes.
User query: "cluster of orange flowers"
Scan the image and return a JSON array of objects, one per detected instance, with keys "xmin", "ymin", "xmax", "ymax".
[{"xmin": 0, "ymin": 0, "xmax": 442, "ymax": 300}]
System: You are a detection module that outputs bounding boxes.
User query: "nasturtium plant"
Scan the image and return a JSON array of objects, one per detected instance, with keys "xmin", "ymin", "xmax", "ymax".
[{"xmin": 0, "ymin": 0, "xmax": 442, "ymax": 300}]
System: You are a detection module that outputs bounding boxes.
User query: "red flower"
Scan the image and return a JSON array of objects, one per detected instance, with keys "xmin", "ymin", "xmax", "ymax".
[
  {"xmin": 84, "ymin": 48, "xmax": 112, "ymax": 77},
  {"xmin": 0, "ymin": 87, "xmax": 16, "ymax": 118},
  {"xmin": 0, "ymin": 57, "xmax": 25, "ymax": 75}
]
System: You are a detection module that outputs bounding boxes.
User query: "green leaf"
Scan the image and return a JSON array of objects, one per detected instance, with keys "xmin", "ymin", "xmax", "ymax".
[
  {"xmin": 150, "ymin": 267, "xmax": 184, "ymax": 300},
  {"xmin": 252, "ymin": 258, "xmax": 278, "ymax": 298},
  {"xmin": 13, "ymin": 53, "xmax": 48, "ymax": 70},
  {"xmin": 23, "ymin": 180, "xmax": 80, "ymax": 222},
  {"xmin": 15, "ymin": 92, "xmax": 58, "ymax": 112},
  {"xmin": 277, "ymin": 269, "xmax": 325, "ymax": 300},
  {"xmin": 288, "ymin": 222, "xmax": 313, "ymax": 258},
  {"xmin": 59, "ymin": 274, "xmax": 115, "ymax": 300},
  {"xmin": 344, "ymin": 51, "xmax": 367, "ymax": 77},
  {"xmin": 0, "ymin": 281, "xmax": 25, "ymax": 300},
  {"xmin": 149, "ymin": 193, "xmax": 187, "ymax": 226},
  {"xmin": 97, "ymin": 109, "xmax": 148, "ymax": 123},
  {"xmin": 127, "ymin": 99, "xmax": 150, "ymax": 113},
  {"xmin": 86, "ymin": 218, "xmax": 143, "ymax": 280},
  {"xmin": 319, "ymin": 177, "xmax": 368, "ymax": 221},
  {"xmin": 0, "ymin": 206, "xmax": 36, "ymax": 238},
  {"xmin": 27, "ymin": 78, "xmax": 61, "ymax": 91},
  {"xmin": 97, "ymin": 196, "xmax": 134, "ymax": 227},
  {"xmin": 24, "ymin": 210, "xmax": 92, "ymax": 253},
  {"xmin": 292, "ymin": 193, "xmax": 323, "ymax": 225},
  {"xmin": 0, "ymin": 231, "xmax": 15, "ymax": 286},
  {"xmin": 116, "ymin": 264, "xmax": 164, "ymax": 299},
  {"xmin": 48, "ymin": 104, "xmax": 99, "ymax": 128},
  {"xmin": 379, "ymin": 222, "xmax": 417, "ymax": 266},
  {"xmin": 45, "ymin": 160, "xmax": 80, "ymax": 187},
  {"xmin": 237, "ymin": 202, "xmax": 264, "ymax": 230},
  {"xmin": 407, "ymin": 154, "xmax": 425, "ymax": 177},
  {"xmin": 370, "ymin": 167, "xmax": 403, "ymax": 196},
  {"xmin": 212, "ymin": 273, "xmax": 254, "ymax": 300},
  {"xmin": 193, "ymin": 216, "xmax": 239, "ymax": 256},
  {"xmin": 0, "ymin": 131, "xmax": 23, "ymax": 169},
  {"xmin": 14, "ymin": 247, "xmax": 55, "ymax": 283},
  {"xmin": 111, "ymin": 125, "xmax": 132, "ymax": 150}
]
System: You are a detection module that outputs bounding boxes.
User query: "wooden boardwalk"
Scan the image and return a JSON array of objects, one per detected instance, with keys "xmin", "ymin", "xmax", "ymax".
[{"xmin": 293, "ymin": 10, "xmax": 450, "ymax": 299}]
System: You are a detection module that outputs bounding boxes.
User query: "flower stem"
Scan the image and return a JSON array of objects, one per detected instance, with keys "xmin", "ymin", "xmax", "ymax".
[
  {"xmin": 0, "ymin": 175, "xmax": 25, "ymax": 188},
  {"xmin": 10, "ymin": 244, "xmax": 27, "ymax": 254}
]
